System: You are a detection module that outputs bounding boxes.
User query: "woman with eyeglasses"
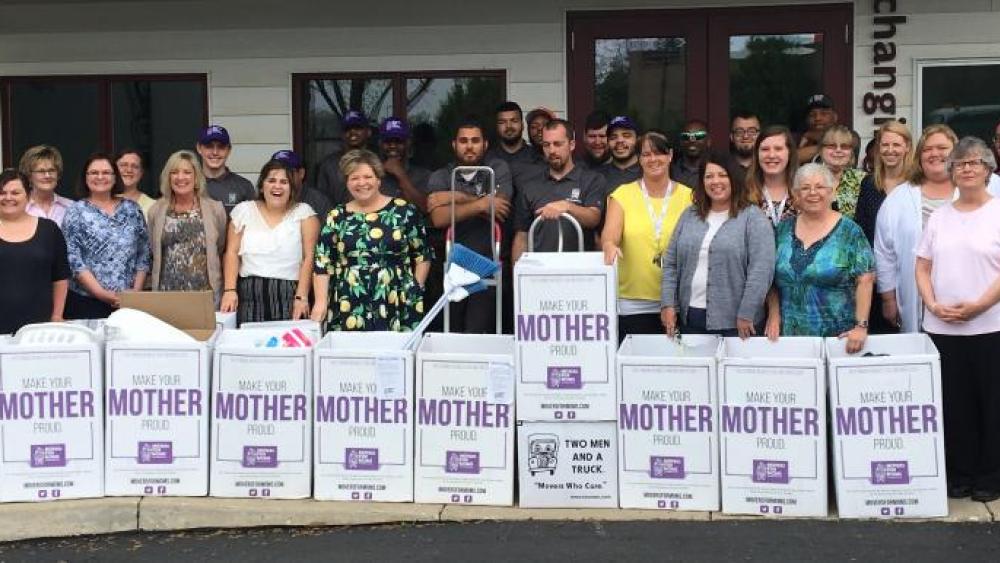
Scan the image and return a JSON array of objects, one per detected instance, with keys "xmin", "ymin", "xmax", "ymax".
[
  {"xmin": 18, "ymin": 145, "xmax": 74, "ymax": 228},
  {"xmin": 62, "ymin": 153, "xmax": 151, "ymax": 319},
  {"xmin": 766, "ymin": 163, "xmax": 875, "ymax": 352},
  {"xmin": 746, "ymin": 126, "xmax": 800, "ymax": 227},
  {"xmin": 602, "ymin": 130, "xmax": 693, "ymax": 341},
  {"xmin": 874, "ymin": 124, "xmax": 958, "ymax": 333},
  {"xmin": 818, "ymin": 125, "xmax": 866, "ymax": 219},
  {"xmin": 115, "ymin": 149, "xmax": 157, "ymax": 218},
  {"xmin": 915, "ymin": 136, "xmax": 1000, "ymax": 503}
]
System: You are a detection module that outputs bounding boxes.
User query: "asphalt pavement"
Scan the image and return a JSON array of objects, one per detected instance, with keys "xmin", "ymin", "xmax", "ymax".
[{"xmin": 0, "ymin": 520, "xmax": 997, "ymax": 562}]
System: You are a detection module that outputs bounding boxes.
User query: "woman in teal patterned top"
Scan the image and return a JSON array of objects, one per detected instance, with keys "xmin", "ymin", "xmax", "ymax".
[
  {"xmin": 766, "ymin": 163, "xmax": 875, "ymax": 352},
  {"xmin": 312, "ymin": 149, "xmax": 432, "ymax": 332}
]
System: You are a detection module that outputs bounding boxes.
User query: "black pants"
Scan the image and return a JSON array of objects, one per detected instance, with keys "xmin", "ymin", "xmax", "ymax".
[
  {"xmin": 448, "ymin": 287, "xmax": 497, "ymax": 334},
  {"xmin": 683, "ymin": 307, "xmax": 739, "ymax": 337},
  {"xmin": 929, "ymin": 331, "xmax": 1000, "ymax": 490},
  {"xmin": 618, "ymin": 313, "xmax": 663, "ymax": 344},
  {"xmin": 64, "ymin": 291, "xmax": 115, "ymax": 320}
]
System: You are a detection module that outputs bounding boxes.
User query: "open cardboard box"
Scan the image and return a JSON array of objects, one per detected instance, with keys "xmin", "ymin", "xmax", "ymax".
[{"xmin": 120, "ymin": 290, "xmax": 217, "ymax": 342}]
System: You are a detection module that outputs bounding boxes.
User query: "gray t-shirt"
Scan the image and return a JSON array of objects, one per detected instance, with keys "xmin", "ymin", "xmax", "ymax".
[
  {"xmin": 599, "ymin": 161, "xmax": 642, "ymax": 197},
  {"xmin": 427, "ymin": 159, "xmax": 513, "ymax": 257},
  {"xmin": 514, "ymin": 164, "xmax": 606, "ymax": 252},
  {"xmin": 205, "ymin": 169, "xmax": 256, "ymax": 215},
  {"xmin": 381, "ymin": 164, "xmax": 432, "ymax": 199}
]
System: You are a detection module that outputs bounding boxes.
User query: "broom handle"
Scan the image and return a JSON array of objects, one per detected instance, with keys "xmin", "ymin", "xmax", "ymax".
[{"xmin": 404, "ymin": 291, "xmax": 452, "ymax": 349}]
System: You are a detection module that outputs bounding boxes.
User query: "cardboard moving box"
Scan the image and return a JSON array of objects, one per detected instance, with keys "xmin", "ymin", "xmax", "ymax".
[
  {"xmin": 105, "ymin": 291, "xmax": 217, "ymax": 497},
  {"xmin": 826, "ymin": 334, "xmax": 948, "ymax": 519},
  {"xmin": 314, "ymin": 331, "xmax": 415, "ymax": 502},
  {"xmin": 719, "ymin": 337, "xmax": 827, "ymax": 517}
]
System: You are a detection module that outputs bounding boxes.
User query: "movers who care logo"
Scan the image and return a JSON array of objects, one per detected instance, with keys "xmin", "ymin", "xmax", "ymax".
[{"xmin": 530, "ymin": 434, "xmax": 613, "ymax": 490}]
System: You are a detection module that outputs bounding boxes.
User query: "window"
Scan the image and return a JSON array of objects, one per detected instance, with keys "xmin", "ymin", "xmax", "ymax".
[
  {"xmin": 293, "ymin": 71, "xmax": 505, "ymax": 179},
  {"xmin": 1, "ymin": 75, "xmax": 207, "ymax": 198},
  {"xmin": 918, "ymin": 60, "xmax": 1000, "ymax": 141}
]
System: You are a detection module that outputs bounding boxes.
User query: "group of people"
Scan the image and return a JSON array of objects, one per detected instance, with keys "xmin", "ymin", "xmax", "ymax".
[{"xmin": 2, "ymin": 93, "xmax": 999, "ymax": 502}]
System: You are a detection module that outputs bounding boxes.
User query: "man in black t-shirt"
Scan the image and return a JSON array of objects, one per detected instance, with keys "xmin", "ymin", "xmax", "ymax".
[
  {"xmin": 196, "ymin": 125, "xmax": 256, "ymax": 215},
  {"xmin": 581, "ymin": 110, "xmax": 612, "ymax": 170},
  {"xmin": 316, "ymin": 110, "xmax": 373, "ymax": 206},
  {"xmin": 378, "ymin": 116, "xmax": 431, "ymax": 210},
  {"xmin": 426, "ymin": 119, "xmax": 513, "ymax": 334},
  {"xmin": 511, "ymin": 119, "xmax": 605, "ymax": 261},
  {"xmin": 599, "ymin": 115, "xmax": 642, "ymax": 195}
]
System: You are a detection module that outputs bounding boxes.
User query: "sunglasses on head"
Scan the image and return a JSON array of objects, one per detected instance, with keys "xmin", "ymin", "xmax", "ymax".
[{"xmin": 680, "ymin": 130, "xmax": 708, "ymax": 142}]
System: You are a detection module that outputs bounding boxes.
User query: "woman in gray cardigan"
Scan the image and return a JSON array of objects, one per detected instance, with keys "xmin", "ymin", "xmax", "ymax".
[
  {"xmin": 147, "ymin": 150, "xmax": 227, "ymax": 306},
  {"xmin": 661, "ymin": 153, "xmax": 775, "ymax": 337}
]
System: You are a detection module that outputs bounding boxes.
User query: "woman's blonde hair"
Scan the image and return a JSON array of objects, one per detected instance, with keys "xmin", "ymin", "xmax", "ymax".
[
  {"xmin": 159, "ymin": 150, "xmax": 207, "ymax": 202},
  {"xmin": 908, "ymin": 124, "xmax": 958, "ymax": 185},
  {"xmin": 872, "ymin": 120, "xmax": 914, "ymax": 193},
  {"xmin": 340, "ymin": 149, "xmax": 384, "ymax": 181}
]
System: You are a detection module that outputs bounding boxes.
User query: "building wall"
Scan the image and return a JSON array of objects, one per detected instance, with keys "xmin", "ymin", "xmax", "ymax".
[{"xmin": 3, "ymin": 0, "xmax": 1000, "ymax": 177}]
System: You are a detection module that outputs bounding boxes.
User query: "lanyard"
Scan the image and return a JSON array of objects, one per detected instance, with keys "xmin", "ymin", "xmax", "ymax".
[
  {"xmin": 762, "ymin": 185, "xmax": 788, "ymax": 226},
  {"xmin": 640, "ymin": 179, "xmax": 673, "ymax": 251}
]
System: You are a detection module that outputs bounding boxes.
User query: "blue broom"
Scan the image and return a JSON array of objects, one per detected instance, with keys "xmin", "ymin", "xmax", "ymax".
[{"xmin": 403, "ymin": 243, "xmax": 499, "ymax": 349}]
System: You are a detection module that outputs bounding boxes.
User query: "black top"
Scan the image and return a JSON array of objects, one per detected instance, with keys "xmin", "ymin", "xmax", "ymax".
[
  {"xmin": 427, "ymin": 159, "xmax": 514, "ymax": 257},
  {"xmin": 854, "ymin": 174, "xmax": 888, "ymax": 247},
  {"xmin": 514, "ymin": 165, "xmax": 607, "ymax": 252},
  {"xmin": 205, "ymin": 169, "xmax": 256, "ymax": 215},
  {"xmin": 670, "ymin": 159, "xmax": 702, "ymax": 191},
  {"xmin": 300, "ymin": 183, "xmax": 333, "ymax": 223},
  {"xmin": 0, "ymin": 218, "xmax": 71, "ymax": 334},
  {"xmin": 381, "ymin": 164, "xmax": 432, "ymax": 199},
  {"xmin": 599, "ymin": 161, "xmax": 642, "ymax": 197}
]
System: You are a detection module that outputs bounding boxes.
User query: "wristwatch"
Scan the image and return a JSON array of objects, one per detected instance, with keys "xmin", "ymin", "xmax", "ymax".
[{"xmin": 855, "ymin": 320, "xmax": 869, "ymax": 329}]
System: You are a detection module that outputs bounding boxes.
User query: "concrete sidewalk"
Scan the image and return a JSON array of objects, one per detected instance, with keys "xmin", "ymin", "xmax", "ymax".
[{"xmin": 0, "ymin": 497, "xmax": 996, "ymax": 543}]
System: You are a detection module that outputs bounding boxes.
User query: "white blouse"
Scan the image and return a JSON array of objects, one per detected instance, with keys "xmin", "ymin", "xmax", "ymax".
[{"xmin": 230, "ymin": 201, "xmax": 314, "ymax": 281}]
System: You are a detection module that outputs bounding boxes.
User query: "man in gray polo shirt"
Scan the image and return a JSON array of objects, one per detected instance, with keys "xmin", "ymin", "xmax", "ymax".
[
  {"xmin": 511, "ymin": 119, "xmax": 605, "ymax": 261},
  {"xmin": 599, "ymin": 115, "xmax": 642, "ymax": 195},
  {"xmin": 426, "ymin": 119, "xmax": 513, "ymax": 334},
  {"xmin": 316, "ymin": 109, "xmax": 372, "ymax": 206},
  {"xmin": 378, "ymin": 116, "xmax": 431, "ymax": 210},
  {"xmin": 196, "ymin": 125, "xmax": 256, "ymax": 215},
  {"xmin": 485, "ymin": 101, "xmax": 543, "ymax": 168}
]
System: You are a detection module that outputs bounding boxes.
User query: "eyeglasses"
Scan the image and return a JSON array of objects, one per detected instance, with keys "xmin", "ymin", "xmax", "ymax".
[
  {"xmin": 798, "ymin": 185, "xmax": 833, "ymax": 193},
  {"xmin": 680, "ymin": 130, "xmax": 708, "ymax": 142},
  {"xmin": 731, "ymin": 127, "xmax": 759, "ymax": 138},
  {"xmin": 822, "ymin": 142, "xmax": 854, "ymax": 151},
  {"xmin": 86, "ymin": 170, "xmax": 115, "ymax": 177},
  {"xmin": 118, "ymin": 163, "xmax": 142, "ymax": 171},
  {"xmin": 31, "ymin": 168, "xmax": 58, "ymax": 176},
  {"xmin": 952, "ymin": 159, "xmax": 987, "ymax": 171}
]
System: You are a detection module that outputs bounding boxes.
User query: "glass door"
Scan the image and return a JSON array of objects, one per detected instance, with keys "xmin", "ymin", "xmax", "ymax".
[{"xmin": 568, "ymin": 4, "xmax": 852, "ymax": 149}]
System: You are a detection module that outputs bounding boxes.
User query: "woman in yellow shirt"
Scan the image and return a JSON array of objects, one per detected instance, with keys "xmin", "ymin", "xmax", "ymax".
[{"xmin": 602, "ymin": 130, "xmax": 693, "ymax": 341}]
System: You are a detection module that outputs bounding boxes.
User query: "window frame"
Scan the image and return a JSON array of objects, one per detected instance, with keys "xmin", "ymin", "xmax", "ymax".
[
  {"xmin": 0, "ymin": 73, "xmax": 208, "ymax": 169},
  {"xmin": 291, "ymin": 69, "xmax": 507, "ymax": 157},
  {"xmin": 914, "ymin": 57, "xmax": 1000, "ymax": 137}
]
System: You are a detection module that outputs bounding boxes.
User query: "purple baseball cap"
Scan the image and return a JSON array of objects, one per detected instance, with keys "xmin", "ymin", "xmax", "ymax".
[
  {"xmin": 608, "ymin": 115, "xmax": 638, "ymax": 134},
  {"xmin": 271, "ymin": 150, "xmax": 302, "ymax": 169},
  {"xmin": 806, "ymin": 93, "xmax": 834, "ymax": 110},
  {"xmin": 198, "ymin": 125, "xmax": 231, "ymax": 146},
  {"xmin": 380, "ymin": 117, "xmax": 409, "ymax": 140},
  {"xmin": 342, "ymin": 110, "xmax": 368, "ymax": 129}
]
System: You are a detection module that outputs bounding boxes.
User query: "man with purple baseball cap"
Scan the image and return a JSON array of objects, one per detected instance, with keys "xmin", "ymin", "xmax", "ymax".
[
  {"xmin": 196, "ymin": 124, "xmax": 255, "ymax": 215},
  {"xmin": 271, "ymin": 149, "xmax": 332, "ymax": 221},
  {"xmin": 599, "ymin": 115, "xmax": 642, "ymax": 194},
  {"xmin": 316, "ymin": 109, "xmax": 374, "ymax": 206},
  {"xmin": 378, "ymin": 116, "xmax": 431, "ymax": 210}
]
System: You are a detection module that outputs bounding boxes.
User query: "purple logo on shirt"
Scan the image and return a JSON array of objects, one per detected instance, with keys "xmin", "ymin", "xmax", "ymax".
[
  {"xmin": 650, "ymin": 456, "xmax": 685, "ymax": 479},
  {"xmin": 242, "ymin": 446, "xmax": 278, "ymax": 468},
  {"xmin": 345, "ymin": 448, "xmax": 380, "ymax": 471},
  {"xmin": 546, "ymin": 366, "xmax": 582, "ymax": 389},
  {"xmin": 871, "ymin": 461, "xmax": 910, "ymax": 485},
  {"xmin": 445, "ymin": 451, "xmax": 480, "ymax": 474},
  {"xmin": 752, "ymin": 460, "xmax": 789, "ymax": 484},
  {"xmin": 138, "ymin": 441, "xmax": 173, "ymax": 465},
  {"xmin": 30, "ymin": 444, "xmax": 66, "ymax": 468}
]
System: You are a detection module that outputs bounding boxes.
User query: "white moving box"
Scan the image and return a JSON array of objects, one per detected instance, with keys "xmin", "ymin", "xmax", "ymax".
[
  {"xmin": 415, "ymin": 333, "xmax": 516, "ymax": 506},
  {"xmin": 617, "ymin": 334, "xmax": 721, "ymax": 511},
  {"xmin": 314, "ymin": 331, "xmax": 414, "ymax": 502},
  {"xmin": 719, "ymin": 337, "xmax": 827, "ymax": 517},
  {"xmin": 518, "ymin": 420, "xmax": 618, "ymax": 508},
  {"xmin": 210, "ymin": 327, "xmax": 313, "ymax": 498},
  {"xmin": 826, "ymin": 334, "xmax": 947, "ymax": 518},
  {"xmin": 0, "ymin": 326, "xmax": 104, "ymax": 502},
  {"xmin": 514, "ymin": 252, "xmax": 617, "ymax": 421},
  {"xmin": 105, "ymin": 292, "xmax": 218, "ymax": 497}
]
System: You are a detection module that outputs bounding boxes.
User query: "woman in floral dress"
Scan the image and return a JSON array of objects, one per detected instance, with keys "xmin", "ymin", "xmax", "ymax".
[{"xmin": 312, "ymin": 149, "xmax": 432, "ymax": 332}]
